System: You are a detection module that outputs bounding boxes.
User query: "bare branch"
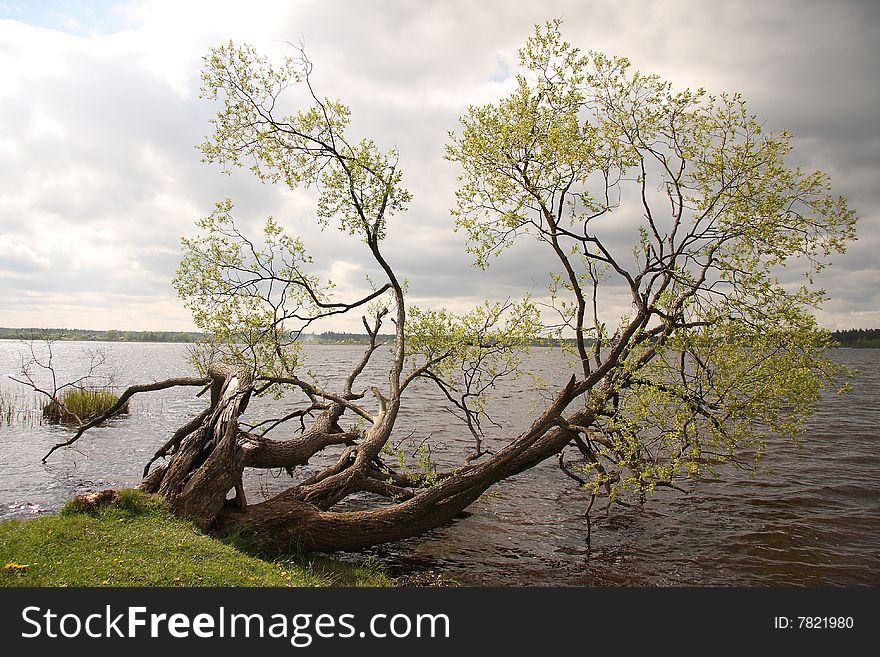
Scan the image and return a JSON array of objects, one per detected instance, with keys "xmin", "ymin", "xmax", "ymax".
[{"xmin": 42, "ymin": 377, "xmax": 210, "ymax": 462}]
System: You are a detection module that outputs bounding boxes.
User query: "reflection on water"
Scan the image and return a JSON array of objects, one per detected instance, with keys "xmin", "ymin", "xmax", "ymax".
[{"xmin": 1, "ymin": 340, "xmax": 878, "ymax": 586}]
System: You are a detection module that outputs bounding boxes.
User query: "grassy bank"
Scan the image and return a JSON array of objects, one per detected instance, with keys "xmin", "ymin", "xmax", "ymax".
[{"xmin": 0, "ymin": 490, "xmax": 391, "ymax": 587}]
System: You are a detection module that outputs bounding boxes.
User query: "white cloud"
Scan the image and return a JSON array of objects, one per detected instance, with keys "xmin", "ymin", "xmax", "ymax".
[
  {"xmin": 27, "ymin": 108, "xmax": 65, "ymax": 139},
  {"xmin": 0, "ymin": 238, "xmax": 51, "ymax": 272},
  {"xmin": 0, "ymin": 0, "xmax": 876, "ymax": 331}
]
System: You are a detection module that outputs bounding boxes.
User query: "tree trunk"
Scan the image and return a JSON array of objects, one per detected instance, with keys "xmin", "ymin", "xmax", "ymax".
[
  {"xmin": 136, "ymin": 362, "xmax": 593, "ymax": 552},
  {"xmin": 139, "ymin": 363, "xmax": 253, "ymax": 529},
  {"xmin": 211, "ymin": 376, "xmax": 589, "ymax": 552}
]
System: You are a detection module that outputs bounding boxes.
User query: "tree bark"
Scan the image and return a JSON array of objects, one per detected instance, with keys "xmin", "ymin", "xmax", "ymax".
[
  {"xmin": 212, "ymin": 376, "xmax": 593, "ymax": 552},
  {"xmin": 139, "ymin": 363, "xmax": 253, "ymax": 529},
  {"xmin": 134, "ymin": 362, "xmax": 598, "ymax": 551}
]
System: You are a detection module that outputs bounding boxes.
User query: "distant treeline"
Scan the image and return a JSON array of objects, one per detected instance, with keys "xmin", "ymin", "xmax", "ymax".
[
  {"xmin": 0, "ymin": 327, "xmax": 388, "ymax": 345},
  {"xmin": 0, "ymin": 328, "xmax": 584, "ymax": 347},
  {"xmin": 312, "ymin": 331, "xmax": 593, "ymax": 347},
  {"xmin": 309, "ymin": 331, "xmax": 586, "ymax": 347},
  {"xmin": 830, "ymin": 329, "xmax": 880, "ymax": 348},
  {"xmin": 309, "ymin": 331, "xmax": 394, "ymax": 344},
  {"xmin": 0, "ymin": 327, "xmax": 204, "ymax": 343},
  {"xmin": 2, "ymin": 326, "xmax": 877, "ymax": 347},
  {"xmin": 316, "ymin": 330, "xmax": 880, "ymax": 349}
]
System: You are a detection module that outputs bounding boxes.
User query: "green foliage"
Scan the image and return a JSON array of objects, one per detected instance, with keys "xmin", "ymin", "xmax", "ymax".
[
  {"xmin": 587, "ymin": 320, "xmax": 847, "ymax": 496},
  {"xmin": 199, "ymin": 41, "xmax": 411, "ymax": 243},
  {"xmin": 183, "ymin": 41, "xmax": 416, "ymax": 380},
  {"xmin": 407, "ymin": 299, "xmax": 539, "ymax": 371},
  {"xmin": 179, "ymin": 25, "xmax": 857, "ymax": 510},
  {"xmin": 380, "ymin": 439, "xmax": 440, "ymax": 488},
  {"xmin": 42, "ymin": 387, "xmax": 127, "ymax": 424},
  {"xmin": 175, "ymin": 200, "xmax": 307, "ymax": 378},
  {"xmin": 447, "ymin": 20, "xmax": 857, "ymax": 501},
  {"xmin": 448, "ymin": 20, "xmax": 855, "ymax": 279},
  {"xmin": 406, "ymin": 298, "xmax": 541, "ymax": 419},
  {"xmin": 2, "ymin": 490, "xmax": 390, "ymax": 587}
]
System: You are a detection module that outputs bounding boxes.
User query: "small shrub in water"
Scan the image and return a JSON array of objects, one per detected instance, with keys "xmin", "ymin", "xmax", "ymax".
[{"xmin": 42, "ymin": 388, "xmax": 128, "ymax": 424}]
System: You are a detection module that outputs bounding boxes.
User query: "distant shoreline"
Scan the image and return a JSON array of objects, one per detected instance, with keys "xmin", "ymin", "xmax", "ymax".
[
  {"xmin": 0, "ymin": 327, "xmax": 388, "ymax": 346},
  {"xmin": 1, "ymin": 326, "xmax": 878, "ymax": 348},
  {"xmin": 0, "ymin": 327, "xmax": 203, "ymax": 344}
]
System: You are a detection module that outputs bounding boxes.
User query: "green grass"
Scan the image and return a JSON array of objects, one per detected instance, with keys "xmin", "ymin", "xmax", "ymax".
[
  {"xmin": 42, "ymin": 387, "xmax": 128, "ymax": 424},
  {"xmin": 0, "ymin": 490, "xmax": 391, "ymax": 587},
  {"xmin": 0, "ymin": 387, "xmax": 43, "ymax": 427},
  {"xmin": 0, "ymin": 388, "xmax": 12, "ymax": 425}
]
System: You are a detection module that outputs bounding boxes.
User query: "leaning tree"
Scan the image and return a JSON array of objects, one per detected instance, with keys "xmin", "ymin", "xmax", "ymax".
[{"xmin": 42, "ymin": 21, "xmax": 855, "ymax": 552}]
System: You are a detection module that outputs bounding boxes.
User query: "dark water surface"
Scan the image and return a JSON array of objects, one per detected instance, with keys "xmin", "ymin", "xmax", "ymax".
[{"xmin": 1, "ymin": 340, "xmax": 878, "ymax": 586}]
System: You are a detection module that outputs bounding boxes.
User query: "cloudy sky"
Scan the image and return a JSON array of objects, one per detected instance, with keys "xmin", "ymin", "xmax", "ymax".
[{"xmin": 0, "ymin": 0, "xmax": 877, "ymax": 332}]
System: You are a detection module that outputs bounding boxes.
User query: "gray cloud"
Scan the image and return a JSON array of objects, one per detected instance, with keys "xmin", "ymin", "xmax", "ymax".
[{"xmin": 0, "ymin": 0, "xmax": 876, "ymax": 331}]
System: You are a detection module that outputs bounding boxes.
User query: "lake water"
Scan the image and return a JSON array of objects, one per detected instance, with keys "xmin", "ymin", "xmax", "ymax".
[{"xmin": 1, "ymin": 339, "xmax": 878, "ymax": 586}]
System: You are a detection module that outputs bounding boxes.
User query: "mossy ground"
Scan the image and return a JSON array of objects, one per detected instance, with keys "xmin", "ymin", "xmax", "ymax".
[{"xmin": 0, "ymin": 490, "xmax": 391, "ymax": 587}]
